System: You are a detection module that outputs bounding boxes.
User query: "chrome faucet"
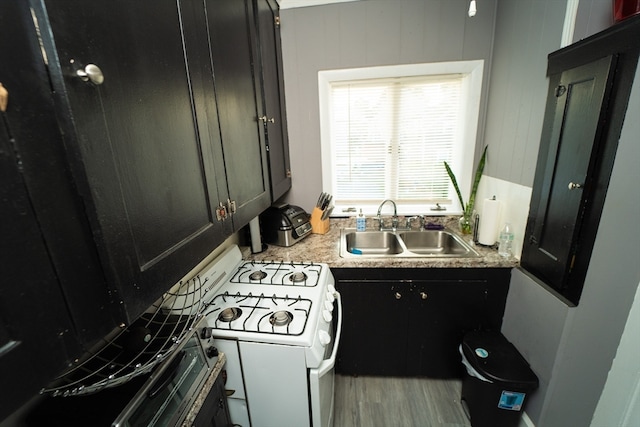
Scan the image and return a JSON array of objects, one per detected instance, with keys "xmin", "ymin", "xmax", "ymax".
[{"xmin": 376, "ymin": 199, "xmax": 398, "ymax": 230}]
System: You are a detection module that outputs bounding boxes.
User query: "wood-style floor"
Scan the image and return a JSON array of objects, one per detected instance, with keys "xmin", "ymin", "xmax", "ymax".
[{"xmin": 334, "ymin": 375, "xmax": 471, "ymax": 427}]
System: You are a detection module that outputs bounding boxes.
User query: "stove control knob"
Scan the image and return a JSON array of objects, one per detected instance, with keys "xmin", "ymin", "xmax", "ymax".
[
  {"xmin": 324, "ymin": 300, "xmax": 333, "ymax": 312},
  {"xmin": 322, "ymin": 310, "xmax": 332, "ymax": 323},
  {"xmin": 206, "ymin": 346, "xmax": 219, "ymax": 359},
  {"xmin": 319, "ymin": 330, "xmax": 331, "ymax": 346},
  {"xmin": 326, "ymin": 291, "xmax": 335, "ymax": 304},
  {"xmin": 200, "ymin": 327, "xmax": 212, "ymax": 340}
]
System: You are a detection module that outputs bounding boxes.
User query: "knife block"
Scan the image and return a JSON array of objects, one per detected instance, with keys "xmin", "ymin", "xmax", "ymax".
[{"xmin": 310, "ymin": 207, "xmax": 330, "ymax": 234}]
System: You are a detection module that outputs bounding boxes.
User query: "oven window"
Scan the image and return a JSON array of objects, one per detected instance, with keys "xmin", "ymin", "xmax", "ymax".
[{"xmin": 125, "ymin": 339, "xmax": 207, "ymax": 426}]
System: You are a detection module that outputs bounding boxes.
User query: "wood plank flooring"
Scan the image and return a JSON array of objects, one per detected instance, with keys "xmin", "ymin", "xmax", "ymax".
[{"xmin": 334, "ymin": 375, "xmax": 471, "ymax": 427}]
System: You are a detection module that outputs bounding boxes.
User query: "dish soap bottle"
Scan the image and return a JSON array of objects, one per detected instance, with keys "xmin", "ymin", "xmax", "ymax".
[
  {"xmin": 356, "ymin": 209, "xmax": 366, "ymax": 231},
  {"xmin": 498, "ymin": 223, "xmax": 514, "ymax": 257}
]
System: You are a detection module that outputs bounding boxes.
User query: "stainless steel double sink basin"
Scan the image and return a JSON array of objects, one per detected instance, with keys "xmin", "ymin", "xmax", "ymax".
[{"xmin": 340, "ymin": 228, "xmax": 480, "ymax": 258}]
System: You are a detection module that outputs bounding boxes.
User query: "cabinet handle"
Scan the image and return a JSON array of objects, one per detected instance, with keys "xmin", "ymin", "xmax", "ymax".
[
  {"xmin": 76, "ymin": 64, "xmax": 105, "ymax": 85},
  {"xmin": 420, "ymin": 292, "xmax": 428, "ymax": 300},
  {"xmin": 259, "ymin": 115, "xmax": 275, "ymax": 123},
  {"xmin": 394, "ymin": 292, "xmax": 401, "ymax": 299}
]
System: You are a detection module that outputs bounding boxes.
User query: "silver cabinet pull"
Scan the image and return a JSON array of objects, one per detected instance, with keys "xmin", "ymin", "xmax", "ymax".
[
  {"xmin": 394, "ymin": 292, "xmax": 401, "ymax": 300},
  {"xmin": 568, "ymin": 182, "xmax": 583, "ymax": 190},
  {"xmin": 259, "ymin": 116, "xmax": 275, "ymax": 123},
  {"xmin": 76, "ymin": 64, "xmax": 104, "ymax": 85},
  {"xmin": 420, "ymin": 292, "xmax": 428, "ymax": 300}
]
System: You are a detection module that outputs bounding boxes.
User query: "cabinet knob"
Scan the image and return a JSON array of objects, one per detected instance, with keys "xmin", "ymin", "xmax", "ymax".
[
  {"xmin": 76, "ymin": 64, "xmax": 104, "ymax": 85},
  {"xmin": 568, "ymin": 182, "xmax": 583, "ymax": 190},
  {"xmin": 394, "ymin": 292, "xmax": 402, "ymax": 299},
  {"xmin": 259, "ymin": 115, "xmax": 275, "ymax": 123},
  {"xmin": 420, "ymin": 292, "xmax": 428, "ymax": 300}
]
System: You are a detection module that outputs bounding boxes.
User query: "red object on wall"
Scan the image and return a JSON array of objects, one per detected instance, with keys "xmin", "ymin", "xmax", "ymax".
[{"xmin": 613, "ymin": 0, "xmax": 640, "ymax": 22}]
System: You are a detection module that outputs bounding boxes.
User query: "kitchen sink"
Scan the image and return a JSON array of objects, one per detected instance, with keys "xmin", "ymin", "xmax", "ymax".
[
  {"xmin": 340, "ymin": 228, "xmax": 480, "ymax": 258},
  {"xmin": 343, "ymin": 230, "xmax": 404, "ymax": 255}
]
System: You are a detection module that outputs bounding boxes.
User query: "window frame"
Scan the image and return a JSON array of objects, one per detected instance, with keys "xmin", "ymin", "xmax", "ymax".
[{"xmin": 318, "ymin": 60, "xmax": 484, "ymax": 216}]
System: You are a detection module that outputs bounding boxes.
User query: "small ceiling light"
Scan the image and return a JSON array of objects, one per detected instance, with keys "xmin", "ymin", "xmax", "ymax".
[{"xmin": 468, "ymin": 0, "xmax": 477, "ymax": 17}]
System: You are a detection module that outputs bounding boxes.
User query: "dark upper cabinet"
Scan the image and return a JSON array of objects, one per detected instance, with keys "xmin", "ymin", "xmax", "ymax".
[
  {"xmin": 254, "ymin": 0, "xmax": 292, "ymax": 201},
  {"xmin": 35, "ymin": 0, "xmax": 231, "ymax": 322},
  {"xmin": 0, "ymin": 102, "xmax": 83, "ymax": 423},
  {"xmin": 522, "ymin": 16, "xmax": 640, "ymax": 305},
  {"xmin": 0, "ymin": 0, "xmax": 284, "ymax": 418},
  {"xmin": 204, "ymin": 0, "xmax": 272, "ymax": 227}
]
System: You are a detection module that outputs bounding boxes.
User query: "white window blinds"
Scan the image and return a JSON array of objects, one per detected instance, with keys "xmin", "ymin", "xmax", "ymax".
[{"xmin": 329, "ymin": 74, "xmax": 463, "ymax": 205}]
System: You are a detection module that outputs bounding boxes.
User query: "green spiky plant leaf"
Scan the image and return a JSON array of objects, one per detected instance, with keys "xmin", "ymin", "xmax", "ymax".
[{"xmin": 444, "ymin": 145, "xmax": 488, "ymax": 234}]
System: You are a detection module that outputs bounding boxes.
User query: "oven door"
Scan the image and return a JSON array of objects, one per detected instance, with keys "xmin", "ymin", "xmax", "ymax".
[
  {"xmin": 113, "ymin": 321, "xmax": 210, "ymax": 427},
  {"xmin": 309, "ymin": 292, "xmax": 343, "ymax": 427}
]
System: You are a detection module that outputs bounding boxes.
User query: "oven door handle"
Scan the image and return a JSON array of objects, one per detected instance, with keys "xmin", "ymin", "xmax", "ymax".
[{"xmin": 317, "ymin": 291, "xmax": 342, "ymax": 377}]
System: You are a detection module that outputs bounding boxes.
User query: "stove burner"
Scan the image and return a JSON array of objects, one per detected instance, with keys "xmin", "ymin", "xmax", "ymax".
[
  {"xmin": 249, "ymin": 270, "xmax": 268, "ymax": 281},
  {"xmin": 289, "ymin": 272, "xmax": 307, "ymax": 283},
  {"xmin": 218, "ymin": 307, "xmax": 242, "ymax": 322},
  {"xmin": 269, "ymin": 311, "xmax": 293, "ymax": 327}
]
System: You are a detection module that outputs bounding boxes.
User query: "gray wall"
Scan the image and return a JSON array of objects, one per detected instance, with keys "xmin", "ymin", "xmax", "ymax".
[
  {"xmin": 490, "ymin": 1, "xmax": 640, "ymax": 426},
  {"xmin": 279, "ymin": 1, "xmax": 639, "ymax": 426},
  {"xmin": 279, "ymin": 0, "xmax": 497, "ymax": 212},
  {"xmin": 481, "ymin": 0, "xmax": 566, "ymax": 186},
  {"xmin": 502, "ymin": 62, "xmax": 640, "ymax": 426}
]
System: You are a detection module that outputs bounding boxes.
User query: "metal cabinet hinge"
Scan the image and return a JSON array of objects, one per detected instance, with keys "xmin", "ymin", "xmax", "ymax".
[
  {"xmin": 275, "ymin": 16, "xmax": 281, "ymax": 28},
  {"xmin": 555, "ymin": 85, "xmax": 567, "ymax": 97},
  {"xmin": 227, "ymin": 199, "xmax": 237, "ymax": 215},
  {"xmin": 286, "ymin": 169, "xmax": 291, "ymax": 178}
]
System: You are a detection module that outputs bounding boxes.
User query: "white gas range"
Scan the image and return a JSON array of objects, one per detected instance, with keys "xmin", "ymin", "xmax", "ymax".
[{"xmin": 196, "ymin": 245, "xmax": 342, "ymax": 427}]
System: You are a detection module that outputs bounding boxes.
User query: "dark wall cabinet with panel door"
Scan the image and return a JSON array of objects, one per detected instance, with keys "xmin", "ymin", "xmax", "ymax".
[
  {"xmin": 334, "ymin": 268, "xmax": 510, "ymax": 378},
  {"xmin": 0, "ymin": 0, "xmax": 288, "ymax": 421},
  {"xmin": 254, "ymin": 0, "xmax": 292, "ymax": 201},
  {"xmin": 522, "ymin": 15, "xmax": 640, "ymax": 305}
]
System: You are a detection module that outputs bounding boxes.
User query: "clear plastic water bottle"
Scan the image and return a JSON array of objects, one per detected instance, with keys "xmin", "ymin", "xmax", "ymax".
[{"xmin": 498, "ymin": 223, "xmax": 514, "ymax": 257}]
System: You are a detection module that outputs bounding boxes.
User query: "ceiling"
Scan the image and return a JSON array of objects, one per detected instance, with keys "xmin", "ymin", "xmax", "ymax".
[{"xmin": 278, "ymin": 0, "xmax": 360, "ymax": 10}]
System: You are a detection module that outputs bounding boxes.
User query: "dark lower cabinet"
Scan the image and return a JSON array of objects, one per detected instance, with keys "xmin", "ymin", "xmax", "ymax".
[
  {"xmin": 194, "ymin": 371, "xmax": 232, "ymax": 427},
  {"xmin": 334, "ymin": 268, "xmax": 511, "ymax": 378}
]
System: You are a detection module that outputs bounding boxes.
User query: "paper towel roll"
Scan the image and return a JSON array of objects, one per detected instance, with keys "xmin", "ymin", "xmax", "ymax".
[
  {"xmin": 249, "ymin": 216, "xmax": 263, "ymax": 253},
  {"xmin": 478, "ymin": 198, "xmax": 501, "ymax": 246}
]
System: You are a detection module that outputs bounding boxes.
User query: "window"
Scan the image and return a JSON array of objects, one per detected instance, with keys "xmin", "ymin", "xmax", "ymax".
[{"xmin": 319, "ymin": 61, "xmax": 484, "ymax": 215}]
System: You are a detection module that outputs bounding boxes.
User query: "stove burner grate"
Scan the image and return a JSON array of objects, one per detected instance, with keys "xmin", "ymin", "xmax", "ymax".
[
  {"xmin": 218, "ymin": 307, "xmax": 242, "ymax": 322},
  {"xmin": 269, "ymin": 310, "xmax": 293, "ymax": 327},
  {"xmin": 288, "ymin": 272, "xmax": 307, "ymax": 283}
]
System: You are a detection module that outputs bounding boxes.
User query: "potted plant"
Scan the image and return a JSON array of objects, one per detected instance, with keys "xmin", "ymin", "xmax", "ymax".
[{"xmin": 444, "ymin": 145, "xmax": 487, "ymax": 234}]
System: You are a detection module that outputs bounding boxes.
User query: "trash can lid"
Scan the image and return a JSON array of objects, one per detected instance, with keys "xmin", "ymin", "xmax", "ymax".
[{"xmin": 462, "ymin": 331, "xmax": 539, "ymax": 389}]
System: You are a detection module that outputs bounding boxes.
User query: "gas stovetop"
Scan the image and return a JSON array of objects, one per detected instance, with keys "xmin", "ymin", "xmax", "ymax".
[{"xmin": 197, "ymin": 246, "xmax": 335, "ymax": 347}]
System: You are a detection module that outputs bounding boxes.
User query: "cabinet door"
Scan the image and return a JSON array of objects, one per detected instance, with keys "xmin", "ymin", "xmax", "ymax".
[
  {"xmin": 254, "ymin": 0, "xmax": 292, "ymax": 201},
  {"xmin": 193, "ymin": 371, "xmax": 232, "ymax": 427},
  {"xmin": 40, "ymin": 0, "xmax": 228, "ymax": 321},
  {"xmin": 205, "ymin": 0, "xmax": 272, "ymax": 228},
  {"xmin": 523, "ymin": 56, "xmax": 614, "ymax": 294},
  {"xmin": 409, "ymin": 281, "xmax": 489, "ymax": 378},
  {"xmin": 0, "ymin": 111, "xmax": 80, "ymax": 421},
  {"xmin": 335, "ymin": 280, "xmax": 409, "ymax": 376}
]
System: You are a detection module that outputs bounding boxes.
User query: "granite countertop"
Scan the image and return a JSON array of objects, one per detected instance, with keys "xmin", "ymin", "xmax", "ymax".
[
  {"xmin": 242, "ymin": 217, "xmax": 518, "ymax": 269},
  {"xmin": 181, "ymin": 352, "xmax": 226, "ymax": 426}
]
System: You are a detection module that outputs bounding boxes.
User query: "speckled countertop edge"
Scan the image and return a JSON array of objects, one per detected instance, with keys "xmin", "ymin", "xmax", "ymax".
[
  {"xmin": 181, "ymin": 352, "xmax": 226, "ymax": 426},
  {"xmin": 242, "ymin": 217, "xmax": 519, "ymax": 269}
]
